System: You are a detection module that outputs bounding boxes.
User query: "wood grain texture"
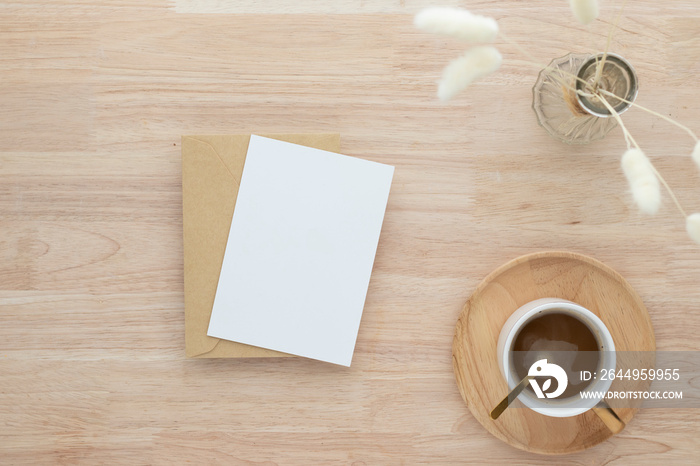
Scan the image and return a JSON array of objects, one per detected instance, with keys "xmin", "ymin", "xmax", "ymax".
[
  {"xmin": 1, "ymin": 0, "xmax": 699, "ymax": 463},
  {"xmin": 453, "ymin": 251, "xmax": 655, "ymax": 454}
]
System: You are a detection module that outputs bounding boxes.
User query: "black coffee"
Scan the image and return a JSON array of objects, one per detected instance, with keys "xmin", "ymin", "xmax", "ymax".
[{"xmin": 512, "ymin": 312, "xmax": 600, "ymax": 399}]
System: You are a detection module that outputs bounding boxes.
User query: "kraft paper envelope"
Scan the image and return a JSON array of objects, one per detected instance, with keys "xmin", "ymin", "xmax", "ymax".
[{"xmin": 182, "ymin": 133, "xmax": 341, "ymax": 358}]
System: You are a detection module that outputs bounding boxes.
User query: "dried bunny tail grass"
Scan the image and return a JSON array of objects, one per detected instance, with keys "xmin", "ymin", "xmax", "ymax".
[
  {"xmin": 569, "ymin": 0, "xmax": 599, "ymax": 25},
  {"xmin": 621, "ymin": 148, "xmax": 661, "ymax": 215},
  {"xmin": 692, "ymin": 141, "xmax": 700, "ymax": 170},
  {"xmin": 414, "ymin": 7, "xmax": 498, "ymax": 43},
  {"xmin": 687, "ymin": 214, "xmax": 700, "ymax": 245},
  {"xmin": 437, "ymin": 46, "xmax": 502, "ymax": 101}
]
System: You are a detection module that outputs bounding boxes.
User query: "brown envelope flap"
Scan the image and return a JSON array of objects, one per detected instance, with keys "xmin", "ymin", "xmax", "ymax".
[{"xmin": 182, "ymin": 134, "xmax": 341, "ymax": 357}]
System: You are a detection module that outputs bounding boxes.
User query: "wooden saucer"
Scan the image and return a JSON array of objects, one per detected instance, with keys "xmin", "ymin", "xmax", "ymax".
[{"xmin": 452, "ymin": 251, "xmax": 655, "ymax": 454}]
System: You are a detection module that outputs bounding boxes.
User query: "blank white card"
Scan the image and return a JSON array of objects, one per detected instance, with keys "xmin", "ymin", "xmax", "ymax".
[{"xmin": 207, "ymin": 135, "xmax": 394, "ymax": 366}]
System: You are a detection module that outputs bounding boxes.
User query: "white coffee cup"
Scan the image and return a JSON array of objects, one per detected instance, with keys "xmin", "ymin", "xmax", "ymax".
[{"xmin": 497, "ymin": 298, "xmax": 616, "ymax": 418}]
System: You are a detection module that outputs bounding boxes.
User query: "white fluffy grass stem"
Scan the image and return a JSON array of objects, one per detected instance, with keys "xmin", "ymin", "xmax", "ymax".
[
  {"xmin": 595, "ymin": 92, "xmax": 639, "ymax": 150},
  {"xmin": 693, "ymin": 141, "xmax": 700, "ymax": 170},
  {"xmin": 687, "ymin": 214, "xmax": 700, "ymax": 245},
  {"xmin": 598, "ymin": 95, "xmax": 688, "ymax": 219},
  {"xmin": 621, "ymin": 148, "xmax": 661, "ymax": 215},
  {"xmin": 597, "ymin": 89, "xmax": 699, "ymax": 142},
  {"xmin": 597, "ymin": 94, "xmax": 636, "ymax": 149},
  {"xmin": 569, "ymin": 0, "xmax": 600, "ymax": 25},
  {"xmin": 593, "ymin": 0, "xmax": 627, "ymax": 89},
  {"xmin": 414, "ymin": 7, "xmax": 498, "ymax": 43},
  {"xmin": 437, "ymin": 46, "xmax": 502, "ymax": 101}
]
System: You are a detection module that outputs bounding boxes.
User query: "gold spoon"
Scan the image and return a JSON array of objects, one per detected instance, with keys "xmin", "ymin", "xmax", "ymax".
[
  {"xmin": 490, "ymin": 376, "xmax": 626, "ymax": 433},
  {"xmin": 490, "ymin": 375, "xmax": 533, "ymax": 420}
]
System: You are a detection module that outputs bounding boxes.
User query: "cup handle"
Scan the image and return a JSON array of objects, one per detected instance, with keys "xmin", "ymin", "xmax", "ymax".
[{"xmin": 592, "ymin": 400, "xmax": 625, "ymax": 434}]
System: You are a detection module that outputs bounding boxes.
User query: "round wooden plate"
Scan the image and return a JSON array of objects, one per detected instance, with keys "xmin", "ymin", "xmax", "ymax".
[{"xmin": 452, "ymin": 251, "xmax": 655, "ymax": 454}]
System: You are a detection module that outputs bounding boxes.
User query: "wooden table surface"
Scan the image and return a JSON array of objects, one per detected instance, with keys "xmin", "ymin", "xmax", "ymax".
[{"xmin": 2, "ymin": 0, "xmax": 699, "ymax": 464}]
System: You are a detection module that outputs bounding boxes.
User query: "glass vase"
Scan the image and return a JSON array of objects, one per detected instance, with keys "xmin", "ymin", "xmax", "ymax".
[{"xmin": 532, "ymin": 52, "xmax": 639, "ymax": 145}]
